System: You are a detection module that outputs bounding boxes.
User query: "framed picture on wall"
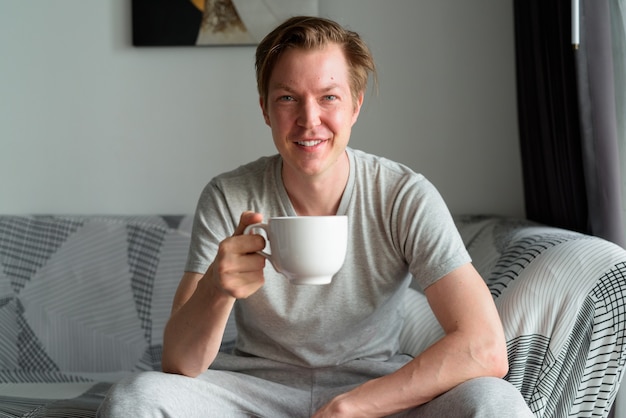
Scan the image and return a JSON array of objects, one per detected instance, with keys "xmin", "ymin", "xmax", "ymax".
[{"xmin": 132, "ymin": 0, "xmax": 319, "ymax": 46}]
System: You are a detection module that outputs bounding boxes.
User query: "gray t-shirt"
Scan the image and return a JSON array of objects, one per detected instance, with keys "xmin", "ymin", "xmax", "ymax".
[{"xmin": 186, "ymin": 148, "xmax": 470, "ymax": 367}]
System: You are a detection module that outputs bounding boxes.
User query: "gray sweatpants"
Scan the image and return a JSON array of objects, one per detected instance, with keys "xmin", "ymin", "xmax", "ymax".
[{"xmin": 97, "ymin": 353, "xmax": 533, "ymax": 417}]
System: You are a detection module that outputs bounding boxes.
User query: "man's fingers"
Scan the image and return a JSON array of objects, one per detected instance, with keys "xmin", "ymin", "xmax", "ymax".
[
  {"xmin": 223, "ymin": 234, "xmax": 266, "ymax": 257},
  {"xmin": 209, "ymin": 211, "xmax": 267, "ymax": 299},
  {"xmin": 233, "ymin": 211, "xmax": 264, "ymax": 236}
]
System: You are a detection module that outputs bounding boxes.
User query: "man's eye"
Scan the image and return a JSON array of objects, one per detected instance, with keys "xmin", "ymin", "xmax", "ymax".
[
  {"xmin": 324, "ymin": 95, "xmax": 337, "ymax": 101},
  {"xmin": 279, "ymin": 95, "xmax": 295, "ymax": 101}
]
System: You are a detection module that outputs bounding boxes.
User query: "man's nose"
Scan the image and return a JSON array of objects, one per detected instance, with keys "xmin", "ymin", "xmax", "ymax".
[{"xmin": 297, "ymin": 99, "xmax": 321, "ymax": 128}]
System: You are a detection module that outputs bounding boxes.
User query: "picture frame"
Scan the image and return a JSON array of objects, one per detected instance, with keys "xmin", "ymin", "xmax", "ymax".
[{"xmin": 132, "ymin": 0, "xmax": 320, "ymax": 47}]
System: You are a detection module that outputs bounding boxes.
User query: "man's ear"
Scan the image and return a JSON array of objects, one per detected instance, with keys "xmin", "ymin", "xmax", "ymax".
[
  {"xmin": 259, "ymin": 97, "xmax": 270, "ymax": 126},
  {"xmin": 351, "ymin": 92, "xmax": 365, "ymax": 126}
]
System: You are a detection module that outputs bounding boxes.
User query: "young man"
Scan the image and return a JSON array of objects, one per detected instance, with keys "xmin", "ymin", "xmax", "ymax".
[{"xmin": 98, "ymin": 16, "xmax": 532, "ymax": 417}]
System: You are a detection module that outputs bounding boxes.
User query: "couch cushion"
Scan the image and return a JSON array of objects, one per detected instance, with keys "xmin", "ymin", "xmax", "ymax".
[{"xmin": 0, "ymin": 216, "xmax": 192, "ymax": 382}]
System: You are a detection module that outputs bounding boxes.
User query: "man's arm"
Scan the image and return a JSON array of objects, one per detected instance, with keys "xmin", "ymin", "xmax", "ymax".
[
  {"xmin": 161, "ymin": 212, "xmax": 267, "ymax": 377},
  {"xmin": 314, "ymin": 263, "xmax": 508, "ymax": 417}
]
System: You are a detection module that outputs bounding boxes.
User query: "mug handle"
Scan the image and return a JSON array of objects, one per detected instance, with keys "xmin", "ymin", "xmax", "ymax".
[{"xmin": 243, "ymin": 222, "xmax": 272, "ymax": 260}]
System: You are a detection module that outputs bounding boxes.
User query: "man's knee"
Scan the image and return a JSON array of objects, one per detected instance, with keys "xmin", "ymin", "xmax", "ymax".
[
  {"xmin": 406, "ymin": 377, "xmax": 532, "ymax": 417},
  {"xmin": 97, "ymin": 371, "xmax": 178, "ymax": 417},
  {"xmin": 450, "ymin": 377, "xmax": 532, "ymax": 417}
]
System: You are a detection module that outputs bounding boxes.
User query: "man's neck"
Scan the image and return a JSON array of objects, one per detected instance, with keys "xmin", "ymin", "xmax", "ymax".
[{"xmin": 282, "ymin": 153, "xmax": 350, "ymax": 216}]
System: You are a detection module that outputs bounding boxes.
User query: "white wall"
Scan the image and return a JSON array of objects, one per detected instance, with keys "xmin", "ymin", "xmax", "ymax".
[{"xmin": 0, "ymin": 0, "xmax": 524, "ymax": 217}]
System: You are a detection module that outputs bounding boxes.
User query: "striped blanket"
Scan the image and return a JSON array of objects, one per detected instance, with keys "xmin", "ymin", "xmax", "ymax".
[{"xmin": 0, "ymin": 215, "xmax": 624, "ymax": 417}]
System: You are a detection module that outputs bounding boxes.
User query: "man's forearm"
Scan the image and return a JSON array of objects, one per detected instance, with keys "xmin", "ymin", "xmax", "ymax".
[
  {"xmin": 161, "ymin": 274, "xmax": 235, "ymax": 377},
  {"xmin": 317, "ymin": 330, "xmax": 508, "ymax": 417}
]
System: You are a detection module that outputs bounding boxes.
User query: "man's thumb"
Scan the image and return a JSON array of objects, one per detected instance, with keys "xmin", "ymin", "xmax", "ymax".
[{"xmin": 233, "ymin": 211, "xmax": 263, "ymax": 236}]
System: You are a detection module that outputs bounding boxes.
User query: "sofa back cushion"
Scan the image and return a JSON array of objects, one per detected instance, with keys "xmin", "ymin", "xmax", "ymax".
[{"xmin": 0, "ymin": 215, "xmax": 192, "ymax": 380}]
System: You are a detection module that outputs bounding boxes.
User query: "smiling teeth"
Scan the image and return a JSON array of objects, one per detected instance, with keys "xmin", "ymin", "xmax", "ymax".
[{"xmin": 297, "ymin": 140, "xmax": 323, "ymax": 147}]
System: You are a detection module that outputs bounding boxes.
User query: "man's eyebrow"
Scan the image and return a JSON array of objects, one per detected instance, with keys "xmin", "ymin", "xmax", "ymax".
[
  {"xmin": 271, "ymin": 83, "xmax": 295, "ymax": 92},
  {"xmin": 319, "ymin": 84, "xmax": 342, "ymax": 93},
  {"xmin": 270, "ymin": 83, "xmax": 343, "ymax": 93}
]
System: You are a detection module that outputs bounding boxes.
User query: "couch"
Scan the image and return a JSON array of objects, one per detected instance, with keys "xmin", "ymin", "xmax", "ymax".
[{"xmin": 0, "ymin": 214, "xmax": 624, "ymax": 417}]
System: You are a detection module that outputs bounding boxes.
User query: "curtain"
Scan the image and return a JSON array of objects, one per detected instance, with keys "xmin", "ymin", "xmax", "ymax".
[
  {"xmin": 514, "ymin": 0, "xmax": 589, "ymax": 235},
  {"xmin": 575, "ymin": 0, "xmax": 625, "ymax": 248},
  {"xmin": 514, "ymin": 0, "xmax": 626, "ymax": 249},
  {"xmin": 611, "ymin": 0, "xmax": 626, "ymax": 243}
]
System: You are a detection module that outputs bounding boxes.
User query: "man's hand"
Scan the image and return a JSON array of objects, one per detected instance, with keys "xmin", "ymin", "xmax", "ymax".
[
  {"xmin": 206, "ymin": 211, "xmax": 267, "ymax": 300},
  {"xmin": 313, "ymin": 393, "xmax": 366, "ymax": 418},
  {"xmin": 162, "ymin": 211, "xmax": 268, "ymax": 376}
]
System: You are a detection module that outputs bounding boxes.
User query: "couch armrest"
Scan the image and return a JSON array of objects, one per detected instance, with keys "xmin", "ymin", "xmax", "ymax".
[{"xmin": 453, "ymin": 216, "xmax": 626, "ymax": 417}]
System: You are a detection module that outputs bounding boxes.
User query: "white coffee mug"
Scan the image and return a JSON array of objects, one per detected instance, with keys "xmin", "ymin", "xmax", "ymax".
[{"xmin": 243, "ymin": 216, "xmax": 348, "ymax": 285}]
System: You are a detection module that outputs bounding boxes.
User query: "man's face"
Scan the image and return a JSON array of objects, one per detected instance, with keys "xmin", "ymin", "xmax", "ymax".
[{"xmin": 260, "ymin": 43, "xmax": 363, "ymax": 181}]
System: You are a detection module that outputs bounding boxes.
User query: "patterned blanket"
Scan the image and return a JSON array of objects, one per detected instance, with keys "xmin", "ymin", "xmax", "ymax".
[
  {"xmin": 0, "ymin": 216, "xmax": 194, "ymax": 417},
  {"xmin": 1, "ymin": 215, "xmax": 625, "ymax": 417}
]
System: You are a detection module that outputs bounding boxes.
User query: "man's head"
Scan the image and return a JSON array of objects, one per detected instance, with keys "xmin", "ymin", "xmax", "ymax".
[{"xmin": 255, "ymin": 16, "xmax": 376, "ymax": 109}]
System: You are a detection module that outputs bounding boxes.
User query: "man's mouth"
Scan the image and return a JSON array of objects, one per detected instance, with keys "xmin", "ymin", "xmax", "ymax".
[{"xmin": 296, "ymin": 140, "xmax": 324, "ymax": 147}]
